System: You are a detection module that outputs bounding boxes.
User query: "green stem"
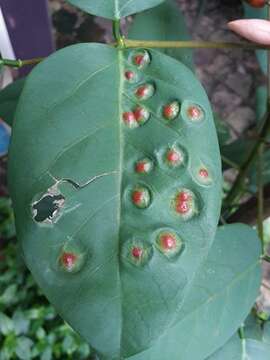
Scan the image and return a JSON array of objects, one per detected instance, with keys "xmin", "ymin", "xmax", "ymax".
[
  {"xmin": 262, "ymin": 254, "xmax": 270, "ymax": 263},
  {"xmin": 257, "ymin": 3, "xmax": 270, "ymax": 251},
  {"xmin": 123, "ymin": 39, "xmax": 270, "ymax": 50},
  {"xmin": 112, "ymin": 20, "xmax": 124, "ymax": 48},
  {"xmin": 221, "ymin": 155, "xmax": 240, "ymax": 169},
  {"xmin": 257, "ymin": 144, "xmax": 264, "ymax": 250},
  {"xmin": 0, "ymin": 57, "xmax": 43, "ymax": 68},
  {"xmin": 238, "ymin": 325, "xmax": 245, "ymax": 340}
]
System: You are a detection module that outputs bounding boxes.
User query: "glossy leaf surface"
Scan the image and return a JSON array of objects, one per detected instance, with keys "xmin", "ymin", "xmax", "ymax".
[
  {"xmin": 129, "ymin": 224, "xmax": 261, "ymax": 360},
  {"xmin": 66, "ymin": 0, "xmax": 164, "ymax": 20},
  {"xmin": 128, "ymin": 0, "xmax": 194, "ymax": 70},
  {"xmin": 9, "ymin": 44, "xmax": 221, "ymax": 358}
]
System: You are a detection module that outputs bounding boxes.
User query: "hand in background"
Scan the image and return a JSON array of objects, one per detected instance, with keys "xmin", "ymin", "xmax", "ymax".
[{"xmin": 228, "ymin": 19, "xmax": 270, "ymax": 45}]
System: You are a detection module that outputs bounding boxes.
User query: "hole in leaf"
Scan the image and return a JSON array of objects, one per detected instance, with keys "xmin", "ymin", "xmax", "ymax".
[{"xmin": 32, "ymin": 193, "xmax": 65, "ymax": 223}]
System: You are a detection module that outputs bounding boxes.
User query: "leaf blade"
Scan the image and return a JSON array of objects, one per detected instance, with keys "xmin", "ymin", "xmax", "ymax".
[
  {"xmin": 66, "ymin": 0, "xmax": 165, "ymax": 20},
  {"xmin": 129, "ymin": 224, "xmax": 261, "ymax": 360},
  {"xmin": 9, "ymin": 44, "xmax": 222, "ymax": 358}
]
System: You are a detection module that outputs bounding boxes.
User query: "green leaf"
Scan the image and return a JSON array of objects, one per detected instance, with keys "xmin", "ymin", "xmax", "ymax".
[
  {"xmin": 208, "ymin": 313, "xmax": 270, "ymax": 359},
  {"xmin": 244, "ymin": 312, "xmax": 270, "ymax": 344},
  {"xmin": 0, "ymin": 284, "xmax": 17, "ymax": 305},
  {"xmin": 128, "ymin": 0, "xmax": 194, "ymax": 70},
  {"xmin": 0, "ymin": 313, "xmax": 14, "ymax": 335},
  {"xmin": 128, "ymin": 223, "xmax": 261, "ymax": 360},
  {"xmin": 0, "ymin": 79, "xmax": 25, "ymax": 127},
  {"xmin": 8, "ymin": 44, "xmax": 221, "ymax": 358},
  {"xmin": 0, "ymin": 197, "xmax": 16, "ymax": 239},
  {"xmin": 66, "ymin": 0, "xmax": 165, "ymax": 20},
  {"xmin": 244, "ymin": 313, "xmax": 263, "ymax": 342},
  {"xmin": 12, "ymin": 310, "xmax": 30, "ymax": 335},
  {"xmin": 245, "ymin": 339, "xmax": 270, "ymax": 359},
  {"xmin": 41, "ymin": 348, "xmax": 52, "ymax": 360},
  {"xmin": 15, "ymin": 337, "xmax": 33, "ymax": 360},
  {"xmin": 208, "ymin": 336, "xmax": 270, "ymax": 360}
]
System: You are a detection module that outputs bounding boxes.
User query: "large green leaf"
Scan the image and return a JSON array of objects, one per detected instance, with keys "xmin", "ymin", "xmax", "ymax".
[
  {"xmin": 8, "ymin": 44, "xmax": 221, "ymax": 359},
  {"xmin": 129, "ymin": 224, "xmax": 261, "ymax": 360},
  {"xmin": 0, "ymin": 78, "xmax": 25, "ymax": 127},
  {"xmin": 128, "ymin": 0, "xmax": 194, "ymax": 70},
  {"xmin": 66, "ymin": 0, "xmax": 165, "ymax": 20}
]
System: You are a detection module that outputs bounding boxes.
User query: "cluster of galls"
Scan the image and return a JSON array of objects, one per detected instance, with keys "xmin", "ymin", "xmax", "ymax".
[
  {"xmin": 120, "ymin": 49, "xmax": 214, "ymax": 266},
  {"xmin": 36, "ymin": 49, "xmax": 214, "ymax": 275},
  {"xmin": 123, "ymin": 229, "xmax": 184, "ymax": 268},
  {"xmin": 123, "ymin": 50, "xmax": 204, "ymax": 131}
]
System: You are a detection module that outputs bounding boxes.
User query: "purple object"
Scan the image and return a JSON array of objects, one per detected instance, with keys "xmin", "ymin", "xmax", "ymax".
[{"xmin": 0, "ymin": 0, "xmax": 54, "ymax": 76}]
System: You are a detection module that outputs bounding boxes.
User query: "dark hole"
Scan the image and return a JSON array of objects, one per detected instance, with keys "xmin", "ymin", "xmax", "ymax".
[{"xmin": 32, "ymin": 194, "xmax": 65, "ymax": 222}]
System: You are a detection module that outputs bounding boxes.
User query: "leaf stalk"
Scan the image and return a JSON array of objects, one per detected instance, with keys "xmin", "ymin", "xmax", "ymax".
[
  {"xmin": 0, "ymin": 57, "xmax": 43, "ymax": 68},
  {"xmin": 123, "ymin": 39, "xmax": 270, "ymax": 50},
  {"xmin": 112, "ymin": 20, "xmax": 125, "ymax": 48}
]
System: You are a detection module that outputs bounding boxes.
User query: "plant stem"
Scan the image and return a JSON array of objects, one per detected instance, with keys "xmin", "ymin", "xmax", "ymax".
[
  {"xmin": 112, "ymin": 20, "xmax": 124, "ymax": 48},
  {"xmin": 0, "ymin": 57, "xmax": 43, "ymax": 68},
  {"xmin": 238, "ymin": 325, "xmax": 245, "ymax": 340},
  {"xmin": 123, "ymin": 39, "xmax": 270, "ymax": 50},
  {"xmin": 257, "ymin": 144, "xmax": 264, "ymax": 249},
  {"xmin": 263, "ymin": 254, "xmax": 270, "ymax": 263},
  {"xmin": 257, "ymin": 3, "xmax": 270, "ymax": 250},
  {"xmin": 221, "ymin": 155, "xmax": 240, "ymax": 169}
]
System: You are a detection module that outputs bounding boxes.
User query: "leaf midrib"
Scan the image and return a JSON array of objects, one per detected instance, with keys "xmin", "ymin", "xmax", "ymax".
[{"xmin": 118, "ymin": 49, "xmax": 125, "ymax": 357}]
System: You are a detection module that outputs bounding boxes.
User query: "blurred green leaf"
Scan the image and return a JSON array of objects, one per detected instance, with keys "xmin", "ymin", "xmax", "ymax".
[
  {"xmin": 0, "ymin": 198, "xmax": 15, "ymax": 239},
  {"xmin": 0, "ymin": 243, "xmax": 90, "ymax": 359},
  {"xmin": 0, "ymin": 285, "xmax": 17, "ymax": 306},
  {"xmin": 12, "ymin": 310, "xmax": 30, "ymax": 335},
  {"xmin": 0, "ymin": 313, "xmax": 13, "ymax": 335},
  {"xmin": 36, "ymin": 327, "xmax": 46, "ymax": 340},
  {"xmin": 15, "ymin": 337, "xmax": 33, "ymax": 360},
  {"xmin": 41, "ymin": 347, "xmax": 52, "ymax": 360}
]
